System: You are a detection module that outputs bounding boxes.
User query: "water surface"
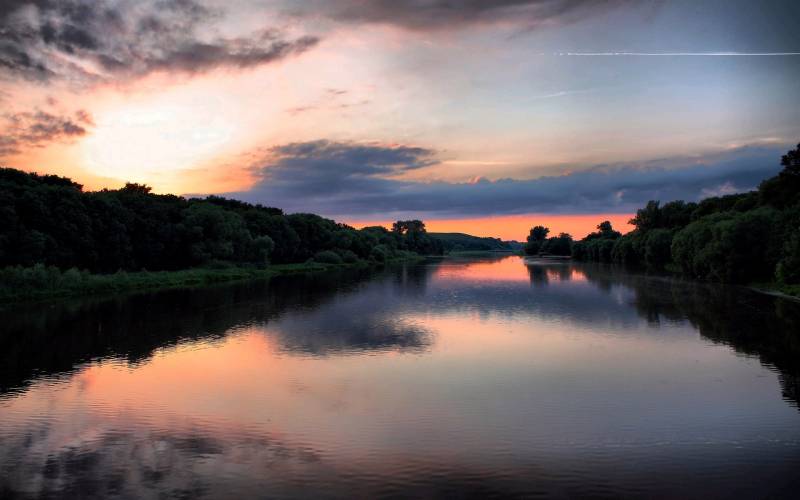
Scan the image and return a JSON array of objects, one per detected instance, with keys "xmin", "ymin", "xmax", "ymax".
[{"xmin": 2, "ymin": 256, "xmax": 800, "ymax": 498}]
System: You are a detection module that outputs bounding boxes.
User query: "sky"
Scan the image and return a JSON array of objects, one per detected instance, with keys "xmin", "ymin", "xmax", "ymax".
[{"xmin": 1, "ymin": 0, "xmax": 799, "ymax": 239}]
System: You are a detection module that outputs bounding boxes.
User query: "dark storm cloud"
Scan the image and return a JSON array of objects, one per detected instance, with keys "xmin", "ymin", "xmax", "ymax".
[
  {"xmin": 0, "ymin": 109, "xmax": 92, "ymax": 157},
  {"xmin": 228, "ymin": 141, "xmax": 786, "ymax": 218},
  {"xmin": 286, "ymin": 0, "xmax": 642, "ymax": 31},
  {"xmin": 0, "ymin": 0, "xmax": 319, "ymax": 83},
  {"xmin": 241, "ymin": 140, "xmax": 436, "ymax": 197}
]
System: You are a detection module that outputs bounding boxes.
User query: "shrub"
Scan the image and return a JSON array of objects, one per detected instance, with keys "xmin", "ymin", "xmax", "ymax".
[
  {"xmin": 335, "ymin": 249, "xmax": 359, "ymax": 263},
  {"xmin": 312, "ymin": 250, "xmax": 343, "ymax": 264},
  {"xmin": 370, "ymin": 244, "xmax": 389, "ymax": 262},
  {"xmin": 672, "ymin": 208, "xmax": 780, "ymax": 283},
  {"xmin": 644, "ymin": 229, "xmax": 673, "ymax": 269},
  {"xmin": 776, "ymin": 230, "xmax": 800, "ymax": 284}
]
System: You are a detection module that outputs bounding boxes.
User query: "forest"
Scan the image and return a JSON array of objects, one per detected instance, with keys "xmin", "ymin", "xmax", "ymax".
[
  {"xmin": 525, "ymin": 143, "xmax": 800, "ymax": 290},
  {"xmin": 430, "ymin": 232, "xmax": 523, "ymax": 253},
  {"xmin": 0, "ymin": 168, "xmax": 444, "ymax": 275}
]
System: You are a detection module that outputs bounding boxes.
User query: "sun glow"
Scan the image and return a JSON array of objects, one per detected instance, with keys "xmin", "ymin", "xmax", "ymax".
[{"xmin": 81, "ymin": 102, "xmax": 236, "ymax": 184}]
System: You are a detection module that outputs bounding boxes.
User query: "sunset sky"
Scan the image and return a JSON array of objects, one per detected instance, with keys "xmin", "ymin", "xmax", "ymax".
[{"xmin": 1, "ymin": 0, "xmax": 799, "ymax": 239}]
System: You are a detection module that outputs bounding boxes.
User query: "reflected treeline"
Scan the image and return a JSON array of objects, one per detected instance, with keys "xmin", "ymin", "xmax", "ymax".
[
  {"xmin": 0, "ymin": 263, "xmax": 437, "ymax": 396},
  {"xmin": 4, "ymin": 256, "xmax": 799, "ymax": 410},
  {"xmin": 525, "ymin": 259, "xmax": 573, "ymax": 286},
  {"xmin": 546, "ymin": 261, "xmax": 800, "ymax": 408}
]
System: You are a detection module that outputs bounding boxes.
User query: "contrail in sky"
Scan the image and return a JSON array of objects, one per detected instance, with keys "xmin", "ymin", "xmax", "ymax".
[{"xmin": 554, "ymin": 52, "xmax": 800, "ymax": 56}]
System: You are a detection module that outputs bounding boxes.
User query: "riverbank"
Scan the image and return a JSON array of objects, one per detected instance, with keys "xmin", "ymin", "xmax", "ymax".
[
  {"xmin": 0, "ymin": 256, "xmax": 425, "ymax": 303},
  {"xmin": 749, "ymin": 283, "xmax": 800, "ymax": 302}
]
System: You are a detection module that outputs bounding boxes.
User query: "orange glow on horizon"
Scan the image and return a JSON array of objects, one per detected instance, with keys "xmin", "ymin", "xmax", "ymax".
[{"xmin": 347, "ymin": 213, "xmax": 634, "ymax": 241}]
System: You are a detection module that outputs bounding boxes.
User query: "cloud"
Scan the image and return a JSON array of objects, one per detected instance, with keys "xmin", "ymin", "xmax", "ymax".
[
  {"xmin": 0, "ymin": 0, "xmax": 319, "ymax": 83},
  {"xmin": 0, "ymin": 109, "xmax": 93, "ymax": 157},
  {"xmin": 286, "ymin": 88, "xmax": 371, "ymax": 115},
  {"xmin": 260, "ymin": 139, "xmax": 437, "ymax": 178},
  {"xmin": 285, "ymin": 0, "xmax": 640, "ymax": 31},
  {"xmin": 224, "ymin": 140, "xmax": 787, "ymax": 218}
]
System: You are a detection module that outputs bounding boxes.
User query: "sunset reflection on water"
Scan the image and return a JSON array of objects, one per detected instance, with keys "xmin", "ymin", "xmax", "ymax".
[{"xmin": 2, "ymin": 257, "xmax": 800, "ymax": 498}]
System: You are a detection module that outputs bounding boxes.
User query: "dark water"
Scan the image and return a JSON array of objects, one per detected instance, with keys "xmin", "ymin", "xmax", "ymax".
[{"xmin": 2, "ymin": 256, "xmax": 800, "ymax": 498}]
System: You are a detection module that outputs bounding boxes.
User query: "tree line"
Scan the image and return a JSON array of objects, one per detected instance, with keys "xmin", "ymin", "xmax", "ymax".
[
  {"xmin": 526, "ymin": 143, "xmax": 800, "ymax": 286},
  {"xmin": 0, "ymin": 168, "xmax": 443, "ymax": 273}
]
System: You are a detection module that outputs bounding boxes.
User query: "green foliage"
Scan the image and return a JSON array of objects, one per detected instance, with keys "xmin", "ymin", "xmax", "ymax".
[
  {"xmin": 571, "ymin": 143, "xmax": 800, "ymax": 285},
  {"xmin": 0, "ymin": 167, "xmax": 440, "ymax": 280},
  {"xmin": 643, "ymin": 229, "xmax": 673, "ymax": 269},
  {"xmin": 184, "ymin": 202, "xmax": 251, "ymax": 264},
  {"xmin": 0, "ymin": 262, "xmax": 346, "ymax": 302},
  {"xmin": 391, "ymin": 220, "xmax": 445, "ymax": 255},
  {"xmin": 540, "ymin": 232, "xmax": 573, "ymax": 256},
  {"xmin": 629, "ymin": 201, "xmax": 662, "ymax": 232},
  {"xmin": 335, "ymin": 249, "xmax": 360, "ymax": 263},
  {"xmin": 775, "ymin": 228, "xmax": 800, "ymax": 284},
  {"xmin": 610, "ymin": 232, "xmax": 643, "ymax": 266},
  {"xmin": 572, "ymin": 221, "xmax": 622, "ymax": 262},
  {"xmin": 431, "ymin": 232, "xmax": 518, "ymax": 252},
  {"xmin": 370, "ymin": 244, "xmax": 390, "ymax": 262},
  {"xmin": 671, "ymin": 209, "xmax": 781, "ymax": 283},
  {"xmin": 759, "ymin": 142, "xmax": 800, "ymax": 208},
  {"xmin": 524, "ymin": 225, "xmax": 550, "ymax": 255},
  {"xmin": 312, "ymin": 250, "xmax": 344, "ymax": 264}
]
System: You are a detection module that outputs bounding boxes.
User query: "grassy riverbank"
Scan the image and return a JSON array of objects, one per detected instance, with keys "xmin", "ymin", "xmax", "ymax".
[
  {"xmin": 750, "ymin": 282, "xmax": 800, "ymax": 301},
  {"xmin": 0, "ymin": 256, "xmax": 425, "ymax": 303}
]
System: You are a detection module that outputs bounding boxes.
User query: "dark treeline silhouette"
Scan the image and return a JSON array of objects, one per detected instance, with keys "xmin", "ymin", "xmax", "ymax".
[
  {"xmin": 0, "ymin": 168, "xmax": 443, "ymax": 274},
  {"xmin": 432, "ymin": 232, "xmax": 523, "ymax": 253},
  {"xmin": 524, "ymin": 226, "xmax": 573, "ymax": 256},
  {"xmin": 531, "ymin": 143, "xmax": 800, "ymax": 287}
]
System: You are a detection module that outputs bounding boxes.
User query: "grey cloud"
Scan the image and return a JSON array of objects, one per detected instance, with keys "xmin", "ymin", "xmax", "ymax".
[
  {"xmin": 226, "ymin": 140, "xmax": 786, "ymax": 218},
  {"xmin": 286, "ymin": 0, "xmax": 641, "ymax": 31},
  {"xmin": 0, "ymin": 109, "xmax": 92, "ymax": 157},
  {"xmin": 0, "ymin": 0, "xmax": 319, "ymax": 83}
]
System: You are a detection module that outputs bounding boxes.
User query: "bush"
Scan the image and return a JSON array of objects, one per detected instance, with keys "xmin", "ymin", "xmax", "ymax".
[
  {"xmin": 611, "ymin": 233, "xmax": 643, "ymax": 265},
  {"xmin": 312, "ymin": 250, "xmax": 343, "ymax": 264},
  {"xmin": 776, "ymin": 230, "xmax": 800, "ymax": 284},
  {"xmin": 644, "ymin": 229, "xmax": 673, "ymax": 269},
  {"xmin": 672, "ymin": 208, "xmax": 780, "ymax": 283},
  {"xmin": 370, "ymin": 244, "xmax": 390, "ymax": 262},
  {"xmin": 335, "ymin": 249, "xmax": 359, "ymax": 263}
]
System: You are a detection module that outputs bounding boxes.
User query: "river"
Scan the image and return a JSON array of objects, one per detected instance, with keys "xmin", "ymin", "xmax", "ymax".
[{"xmin": 1, "ymin": 256, "xmax": 799, "ymax": 498}]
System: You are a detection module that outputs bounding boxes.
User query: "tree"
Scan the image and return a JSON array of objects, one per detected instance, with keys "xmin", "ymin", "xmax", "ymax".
[
  {"xmin": 391, "ymin": 219, "xmax": 443, "ymax": 255},
  {"xmin": 630, "ymin": 201, "xmax": 661, "ymax": 231},
  {"xmin": 392, "ymin": 220, "xmax": 426, "ymax": 235},
  {"xmin": 524, "ymin": 226, "xmax": 550, "ymax": 255},
  {"xmin": 643, "ymin": 229, "xmax": 672, "ymax": 269},
  {"xmin": 776, "ymin": 230, "xmax": 800, "ymax": 284},
  {"xmin": 541, "ymin": 233, "xmax": 573, "ymax": 256},
  {"xmin": 586, "ymin": 220, "xmax": 621, "ymax": 240},
  {"xmin": 0, "ymin": 167, "xmax": 444, "ymax": 273},
  {"xmin": 760, "ymin": 143, "xmax": 800, "ymax": 208}
]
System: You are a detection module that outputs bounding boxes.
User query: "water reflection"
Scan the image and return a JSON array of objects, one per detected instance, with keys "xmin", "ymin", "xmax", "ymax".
[
  {"xmin": 2, "ymin": 256, "xmax": 800, "ymax": 498},
  {"xmin": 0, "ymin": 266, "xmax": 434, "ymax": 395}
]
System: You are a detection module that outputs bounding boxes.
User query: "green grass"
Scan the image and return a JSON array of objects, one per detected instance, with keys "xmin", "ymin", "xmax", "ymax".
[
  {"xmin": 0, "ymin": 253, "xmax": 433, "ymax": 303},
  {"xmin": 749, "ymin": 282, "xmax": 800, "ymax": 300},
  {"xmin": 0, "ymin": 259, "xmax": 394, "ymax": 303},
  {"xmin": 779, "ymin": 284, "xmax": 800, "ymax": 298}
]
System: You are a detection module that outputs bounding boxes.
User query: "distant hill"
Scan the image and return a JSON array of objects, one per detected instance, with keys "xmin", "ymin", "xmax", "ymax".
[{"xmin": 431, "ymin": 232, "xmax": 522, "ymax": 253}]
